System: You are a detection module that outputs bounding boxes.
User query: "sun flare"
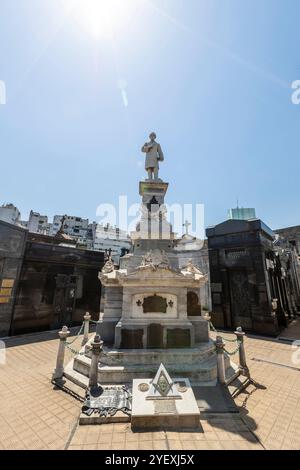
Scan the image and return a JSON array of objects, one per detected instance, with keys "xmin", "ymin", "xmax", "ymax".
[{"xmin": 66, "ymin": 0, "xmax": 137, "ymax": 38}]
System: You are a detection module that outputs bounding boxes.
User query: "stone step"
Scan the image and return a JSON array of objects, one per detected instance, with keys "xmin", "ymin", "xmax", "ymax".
[
  {"xmin": 69, "ymin": 352, "xmax": 228, "ymax": 385},
  {"xmin": 85, "ymin": 341, "xmax": 217, "ymax": 367}
]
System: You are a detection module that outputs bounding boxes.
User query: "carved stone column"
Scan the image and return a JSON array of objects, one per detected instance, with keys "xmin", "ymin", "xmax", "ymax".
[{"xmin": 52, "ymin": 326, "xmax": 70, "ymax": 385}]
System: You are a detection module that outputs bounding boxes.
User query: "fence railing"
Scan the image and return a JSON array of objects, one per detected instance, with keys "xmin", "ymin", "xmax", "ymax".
[
  {"xmin": 52, "ymin": 311, "xmax": 250, "ymax": 390},
  {"xmin": 203, "ymin": 313, "xmax": 250, "ymax": 384}
]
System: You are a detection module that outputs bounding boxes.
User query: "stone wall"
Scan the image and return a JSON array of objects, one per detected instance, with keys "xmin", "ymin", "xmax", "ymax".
[{"xmin": 0, "ymin": 221, "xmax": 27, "ymax": 337}]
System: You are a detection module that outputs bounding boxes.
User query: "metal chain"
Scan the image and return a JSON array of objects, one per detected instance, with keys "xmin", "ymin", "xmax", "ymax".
[
  {"xmin": 65, "ymin": 322, "xmax": 85, "ymax": 346},
  {"xmin": 222, "ymin": 336, "xmax": 238, "ymax": 343},
  {"xmin": 209, "ymin": 321, "xmax": 238, "ymax": 343},
  {"xmin": 65, "ymin": 343, "xmax": 86, "ymax": 356},
  {"xmin": 224, "ymin": 340, "xmax": 242, "ymax": 356}
]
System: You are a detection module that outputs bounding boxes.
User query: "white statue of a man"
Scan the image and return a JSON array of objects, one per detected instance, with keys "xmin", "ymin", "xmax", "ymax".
[{"xmin": 141, "ymin": 132, "xmax": 164, "ymax": 180}]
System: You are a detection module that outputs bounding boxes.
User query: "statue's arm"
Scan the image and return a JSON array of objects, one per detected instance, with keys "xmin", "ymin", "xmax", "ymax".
[
  {"xmin": 141, "ymin": 143, "xmax": 148, "ymax": 153},
  {"xmin": 157, "ymin": 144, "xmax": 164, "ymax": 161}
]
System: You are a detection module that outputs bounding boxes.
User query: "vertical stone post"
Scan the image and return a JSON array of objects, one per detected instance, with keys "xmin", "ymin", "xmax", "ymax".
[
  {"xmin": 203, "ymin": 312, "xmax": 212, "ymax": 338},
  {"xmin": 89, "ymin": 334, "xmax": 103, "ymax": 390},
  {"xmin": 82, "ymin": 312, "xmax": 91, "ymax": 346},
  {"xmin": 235, "ymin": 327, "xmax": 250, "ymax": 377},
  {"xmin": 215, "ymin": 335, "xmax": 226, "ymax": 384},
  {"xmin": 203, "ymin": 312, "xmax": 211, "ymax": 322},
  {"xmin": 52, "ymin": 326, "xmax": 70, "ymax": 385}
]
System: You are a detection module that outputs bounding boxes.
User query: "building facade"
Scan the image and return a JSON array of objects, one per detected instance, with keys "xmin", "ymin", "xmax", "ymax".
[
  {"xmin": 27, "ymin": 210, "xmax": 50, "ymax": 235},
  {"xmin": 0, "ymin": 222, "xmax": 105, "ymax": 336},
  {"xmin": 0, "ymin": 221, "xmax": 27, "ymax": 336},
  {"xmin": 0, "ymin": 203, "xmax": 21, "ymax": 225},
  {"xmin": 274, "ymin": 227, "xmax": 300, "ymax": 312},
  {"xmin": 4, "ymin": 205, "xmax": 133, "ymax": 263},
  {"xmin": 206, "ymin": 219, "xmax": 290, "ymax": 335},
  {"xmin": 90, "ymin": 223, "xmax": 132, "ymax": 263},
  {"xmin": 50, "ymin": 214, "xmax": 89, "ymax": 241},
  {"xmin": 274, "ymin": 225, "xmax": 300, "ymax": 253}
]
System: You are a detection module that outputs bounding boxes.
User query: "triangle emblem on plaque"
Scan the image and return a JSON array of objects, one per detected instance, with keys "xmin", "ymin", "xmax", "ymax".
[{"xmin": 146, "ymin": 363, "xmax": 182, "ymax": 400}]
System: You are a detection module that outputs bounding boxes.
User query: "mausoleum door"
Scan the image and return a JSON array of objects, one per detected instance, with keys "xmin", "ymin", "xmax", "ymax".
[{"xmin": 228, "ymin": 269, "xmax": 251, "ymax": 326}]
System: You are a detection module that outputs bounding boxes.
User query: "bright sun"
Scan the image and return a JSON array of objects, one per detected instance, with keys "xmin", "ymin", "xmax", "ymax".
[{"xmin": 66, "ymin": 0, "xmax": 137, "ymax": 38}]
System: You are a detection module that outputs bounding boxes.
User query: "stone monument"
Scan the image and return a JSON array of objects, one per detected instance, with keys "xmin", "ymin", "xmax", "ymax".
[
  {"xmin": 131, "ymin": 363, "xmax": 200, "ymax": 430},
  {"xmin": 65, "ymin": 133, "xmax": 233, "ymax": 386}
]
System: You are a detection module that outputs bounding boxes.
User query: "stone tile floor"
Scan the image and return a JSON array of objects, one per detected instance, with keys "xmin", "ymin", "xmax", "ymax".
[{"xmin": 0, "ymin": 320, "xmax": 299, "ymax": 450}]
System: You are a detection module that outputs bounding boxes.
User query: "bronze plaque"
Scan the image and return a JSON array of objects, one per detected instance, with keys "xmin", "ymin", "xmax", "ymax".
[
  {"xmin": 143, "ymin": 295, "xmax": 167, "ymax": 313},
  {"xmin": 120, "ymin": 329, "xmax": 144, "ymax": 349},
  {"xmin": 167, "ymin": 329, "xmax": 190, "ymax": 349},
  {"xmin": 0, "ymin": 288, "xmax": 12, "ymax": 296},
  {"xmin": 147, "ymin": 324, "xmax": 164, "ymax": 349},
  {"xmin": 1, "ymin": 279, "xmax": 14, "ymax": 288}
]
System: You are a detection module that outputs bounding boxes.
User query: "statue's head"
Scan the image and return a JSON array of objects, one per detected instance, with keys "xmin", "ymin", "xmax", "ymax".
[{"xmin": 149, "ymin": 132, "xmax": 156, "ymax": 141}]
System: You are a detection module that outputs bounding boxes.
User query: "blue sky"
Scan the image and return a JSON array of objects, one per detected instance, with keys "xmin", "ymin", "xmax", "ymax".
[{"xmin": 0, "ymin": 0, "xmax": 299, "ymax": 232}]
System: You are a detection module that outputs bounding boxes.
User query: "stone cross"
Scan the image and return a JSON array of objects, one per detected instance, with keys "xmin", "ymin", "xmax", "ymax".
[{"xmin": 183, "ymin": 220, "xmax": 191, "ymax": 236}]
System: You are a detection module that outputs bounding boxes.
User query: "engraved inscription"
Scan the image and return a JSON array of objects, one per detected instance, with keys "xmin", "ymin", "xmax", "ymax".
[{"xmin": 154, "ymin": 400, "xmax": 177, "ymax": 415}]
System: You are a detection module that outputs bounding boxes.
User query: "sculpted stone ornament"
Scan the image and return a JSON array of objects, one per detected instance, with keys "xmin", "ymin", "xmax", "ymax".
[
  {"xmin": 140, "ymin": 249, "xmax": 170, "ymax": 270},
  {"xmin": 102, "ymin": 255, "xmax": 115, "ymax": 274},
  {"xmin": 141, "ymin": 132, "xmax": 164, "ymax": 181},
  {"xmin": 138, "ymin": 383, "xmax": 150, "ymax": 392},
  {"xmin": 182, "ymin": 259, "xmax": 203, "ymax": 275},
  {"xmin": 140, "ymin": 251, "xmax": 154, "ymax": 269},
  {"xmin": 146, "ymin": 363, "xmax": 181, "ymax": 400}
]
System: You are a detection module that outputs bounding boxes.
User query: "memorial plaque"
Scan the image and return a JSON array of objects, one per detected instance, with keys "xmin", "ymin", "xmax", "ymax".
[
  {"xmin": 120, "ymin": 329, "xmax": 143, "ymax": 349},
  {"xmin": 154, "ymin": 399, "xmax": 177, "ymax": 415},
  {"xmin": 166, "ymin": 329, "xmax": 190, "ymax": 348},
  {"xmin": 1, "ymin": 279, "xmax": 14, "ymax": 288},
  {"xmin": 143, "ymin": 295, "xmax": 167, "ymax": 313},
  {"xmin": 147, "ymin": 324, "xmax": 164, "ymax": 349},
  {"xmin": 0, "ymin": 288, "xmax": 12, "ymax": 296},
  {"xmin": 82, "ymin": 386, "xmax": 131, "ymax": 417}
]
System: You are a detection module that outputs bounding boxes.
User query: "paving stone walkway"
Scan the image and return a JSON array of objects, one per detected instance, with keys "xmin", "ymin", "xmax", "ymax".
[{"xmin": 0, "ymin": 320, "xmax": 299, "ymax": 450}]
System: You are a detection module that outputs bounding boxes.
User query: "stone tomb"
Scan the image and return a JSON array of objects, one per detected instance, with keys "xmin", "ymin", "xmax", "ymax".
[
  {"xmin": 66, "ymin": 134, "xmax": 234, "ymax": 387},
  {"xmin": 131, "ymin": 363, "xmax": 200, "ymax": 430}
]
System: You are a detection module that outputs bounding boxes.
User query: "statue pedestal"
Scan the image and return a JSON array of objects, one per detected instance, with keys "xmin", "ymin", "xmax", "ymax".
[{"xmin": 139, "ymin": 180, "xmax": 169, "ymax": 204}]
